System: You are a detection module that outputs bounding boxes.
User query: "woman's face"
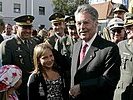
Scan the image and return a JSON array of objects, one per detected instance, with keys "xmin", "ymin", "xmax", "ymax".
[{"xmin": 39, "ymin": 48, "xmax": 54, "ymax": 69}]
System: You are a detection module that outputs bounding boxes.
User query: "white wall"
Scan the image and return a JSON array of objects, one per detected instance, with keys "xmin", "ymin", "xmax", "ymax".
[
  {"xmin": 0, "ymin": 0, "xmax": 53, "ymax": 30},
  {"xmin": 31, "ymin": 0, "xmax": 53, "ymax": 30}
]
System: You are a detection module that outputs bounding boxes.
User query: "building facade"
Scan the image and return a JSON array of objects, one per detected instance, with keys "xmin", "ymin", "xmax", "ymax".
[{"xmin": 0, "ymin": 0, "xmax": 54, "ymax": 30}]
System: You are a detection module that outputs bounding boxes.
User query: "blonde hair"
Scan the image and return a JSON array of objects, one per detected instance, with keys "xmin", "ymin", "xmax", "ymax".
[{"xmin": 33, "ymin": 40, "xmax": 53, "ymax": 73}]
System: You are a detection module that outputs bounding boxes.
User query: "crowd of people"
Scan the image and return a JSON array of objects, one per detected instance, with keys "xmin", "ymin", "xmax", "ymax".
[{"xmin": 0, "ymin": 3, "xmax": 132, "ymax": 100}]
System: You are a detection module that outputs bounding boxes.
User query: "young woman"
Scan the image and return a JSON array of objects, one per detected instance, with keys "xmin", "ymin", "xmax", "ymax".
[
  {"xmin": 0, "ymin": 65, "xmax": 22, "ymax": 100},
  {"xmin": 27, "ymin": 41, "xmax": 68, "ymax": 100}
]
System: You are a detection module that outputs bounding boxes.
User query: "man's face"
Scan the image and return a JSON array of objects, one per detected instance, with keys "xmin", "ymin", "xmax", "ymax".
[
  {"xmin": 125, "ymin": 25, "xmax": 133, "ymax": 39},
  {"xmin": 51, "ymin": 21, "xmax": 65, "ymax": 36},
  {"xmin": 67, "ymin": 26, "xmax": 77, "ymax": 36},
  {"xmin": 5, "ymin": 24, "xmax": 12, "ymax": 34},
  {"xmin": 110, "ymin": 28, "xmax": 125, "ymax": 43},
  {"xmin": 17, "ymin": 25, "xmax": 32, "ymax": 40},
  {"xmin": 114, "ymin": 11, "xmax": 125, "ymax": 20},
  {"xmin": 75, "ymin": 12, "xmax": 98, "ymax": 42}
]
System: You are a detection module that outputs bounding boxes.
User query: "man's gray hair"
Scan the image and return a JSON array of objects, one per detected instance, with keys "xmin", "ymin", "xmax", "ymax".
[{"xmin": 74, "ymin": 4, "xmax": 99, "ymax": 21}]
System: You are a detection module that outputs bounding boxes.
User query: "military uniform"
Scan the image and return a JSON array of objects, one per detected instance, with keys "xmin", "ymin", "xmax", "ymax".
[
  {"xmin": 113, "ymin": 3, "xmax": 128, "ymax": 13},
  {"xmin": 65, "ymin": 15, "xmax": 79, "ymax": 43},
  {"xmin": 48, "ymin": 13, "xmax": 72, "ymax": 96},
  {"xmin": 0, "ymin": 15, "xmax": 38, "ymax": 100},
  {"xmin": 113, "ymin": 13, "xmax": 133, "ymax": 100},
  {"xmin": 48, "ymin": 13, "xmax": 73, "ymax": 58},
  {"xmin": 101, "ymin": 4, "xmax": 128, "ymax": 41}
]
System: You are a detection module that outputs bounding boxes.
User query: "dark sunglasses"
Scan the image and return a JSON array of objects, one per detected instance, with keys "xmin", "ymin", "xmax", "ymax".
[{"xmin": 110, "ymin": 28, "xmax": 123, "ymax": 34}]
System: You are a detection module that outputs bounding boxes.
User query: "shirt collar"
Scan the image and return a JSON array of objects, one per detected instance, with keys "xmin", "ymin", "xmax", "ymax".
[{"xmin": 82, "ymin": 33, "xmax": 97, "ymax": 46}]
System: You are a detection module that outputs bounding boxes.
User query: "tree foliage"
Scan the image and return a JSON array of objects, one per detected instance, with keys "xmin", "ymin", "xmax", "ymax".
[{"xmin": 52, "ymin": 0, "xmax": 89, "ymax": 16}]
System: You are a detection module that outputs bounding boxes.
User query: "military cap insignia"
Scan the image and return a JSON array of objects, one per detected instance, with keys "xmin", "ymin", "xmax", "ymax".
[
  {"xmin": 26, "ymin": 20, "xmax": 31, "ymax": 24},
  {"xmin": 65, "ymin": 15, "xmax": 75, "ymax": 26},
  {"xmin": 14, "ymin": 15, "xmax": 34, "ymax": 26},
  {"xmin": 49, "ymin": 13, "xmax": 65, "ymax": 22}
]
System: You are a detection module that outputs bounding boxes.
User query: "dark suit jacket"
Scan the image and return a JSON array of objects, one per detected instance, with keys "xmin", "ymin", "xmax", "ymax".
[{"xmin": 71, "ymin": 35, "xmax": 121, "ymax": 100}]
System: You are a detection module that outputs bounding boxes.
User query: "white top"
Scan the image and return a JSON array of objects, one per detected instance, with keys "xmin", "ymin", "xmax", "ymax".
[
  {"xmin": 1, "ymin": 33, "xmax": 16, "ymax": 40},
  {"xmin": 82, "ymin": 33, "xmax": 97, "ymax": 56}
]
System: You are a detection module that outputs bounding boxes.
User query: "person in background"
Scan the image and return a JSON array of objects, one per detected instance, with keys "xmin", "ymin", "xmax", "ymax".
[
  {"xmin": 0, "ymin": 15, "xmax": 4, "ymax": 43},
  {"xmin": 0, "ymin": 15, "xmax": 4, "ymax": 67},
  {"xmin": 48, "ymin": 12, "xmax": 73, "ymax": 59},
  {"xmin": 12, "ymin": 25, "xmax": 18, "ymax": 34},
  {"xmin": 101, "ymin": 3, "xmax": 128, "ymax": 41},
  {"xmin": 113, "ymin": 13, "xmax": 133, "ymax": 100},
  {"xmin": 0, "ymin": 65, "xmax": 22, "ymax": 100},
  {"xmin": 31, "ymin": 29, "xmax": 38, "ymax": 37},
  {"xmin": 47, "ymin": 27, "xmax": 54, "ymax": 37},
  {"xmin": 107, "ymin": 17, "xmax": 126, "ymax": 43},
  {"xmin": 1, "ymin": 23, "xmax": 16, "ymax": 40},
  {"xmin": 27, "ymin": 41, "xmax": 69, "ymax": 100},
  {"xmin": 69, "ymin": 4, "xmax": 121, "ymax": 100},
  {"xmin": 113, "ymin": 3, "xmax": 128, "ymax": 21},
  {"xmin": 38, "ymin": 24, "xmax": 47, "ymax": 32},
  {"xmin": 0, "ymin": 15, "xmax": 38, "ymax": 100},
  {"xmin": 37, "ymin": 29, "xmax": 49, "ymax": 42},
  {"xmin": 65, "ymin": 15, "xmax": 79, "ymax": 44}
]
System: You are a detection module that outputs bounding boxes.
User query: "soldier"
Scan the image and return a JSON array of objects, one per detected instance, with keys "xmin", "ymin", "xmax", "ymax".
[
  {"xmin": 107, "ymin": 17, "xmax": 126, "ymax": 43},
  {"xmin": 48, "ymin": 12, "xmax": 72, "ymax": 58},
  {"xmin": 113, "ymin": 3, "xmax": 128, "ymax": 20},
  {"xmin": 65, "ymin": 15, "xmax": 79, "ymax": 43},
  {"xmin": 101, "ymin": 4, "xmax": 128, "ymax": 41},
  {"xmin": 48, "ymin": 13, "xmax": 72, "ymax": 97},
  {"xmin": 113, "ymin": 13, "xmax": 133, "ymax": 100},
  {"xmin": 0, "ymin": 15, "xmax": 38, "ymax": 100}
]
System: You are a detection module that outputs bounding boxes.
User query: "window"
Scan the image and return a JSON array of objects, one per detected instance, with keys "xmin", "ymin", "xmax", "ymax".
[
  {"xmin": 0, "ymin": 2, "xmax": 2, "ymax": 12},
  {"xmin": 39, "ymin": 6, "xmax": 45, "ymax": 15},
  {"xmin": 14, "ymin": 3, "xmax": 21, "ymax": 13}
]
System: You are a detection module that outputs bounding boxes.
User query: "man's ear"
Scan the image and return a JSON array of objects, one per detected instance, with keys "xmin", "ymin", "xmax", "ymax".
[{"xmin": 95, "ymin": 21, "xmax": 98, "ymax": 26}]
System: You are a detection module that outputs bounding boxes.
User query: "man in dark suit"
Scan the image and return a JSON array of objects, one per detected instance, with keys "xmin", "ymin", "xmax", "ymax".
[
  {"xmin": 0, "ymin": 15, "xmax": 38, "ymax": 100},
  {"xmin": 113, "ymin": 13, "xmax": 133, "ymax": 100},
  {"xmin": 69, "ymin": 4, "xmax": 121, "ymax": 100}
]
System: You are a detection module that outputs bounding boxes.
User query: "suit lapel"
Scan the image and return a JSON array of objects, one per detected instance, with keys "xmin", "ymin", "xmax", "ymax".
[
  {"xmin": 16, "ymin": 37, "xmax": 30, "ymax": 53},
  {"xmin": 71, "ymin": 41, "xmax": 82, "ymax": 87},
  {"xmin": 78, "ymin": 45, "xmax": 98, "ymax": 70},
  {"xmin": 78, "ymin": 35, "xmax": 100, "ymax": 70}
]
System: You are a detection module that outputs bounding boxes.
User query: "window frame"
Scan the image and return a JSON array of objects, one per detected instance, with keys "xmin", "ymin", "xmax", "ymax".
[{"xmin": 14, "ymin": 3, "xmax": 21, "ymax": 13}]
